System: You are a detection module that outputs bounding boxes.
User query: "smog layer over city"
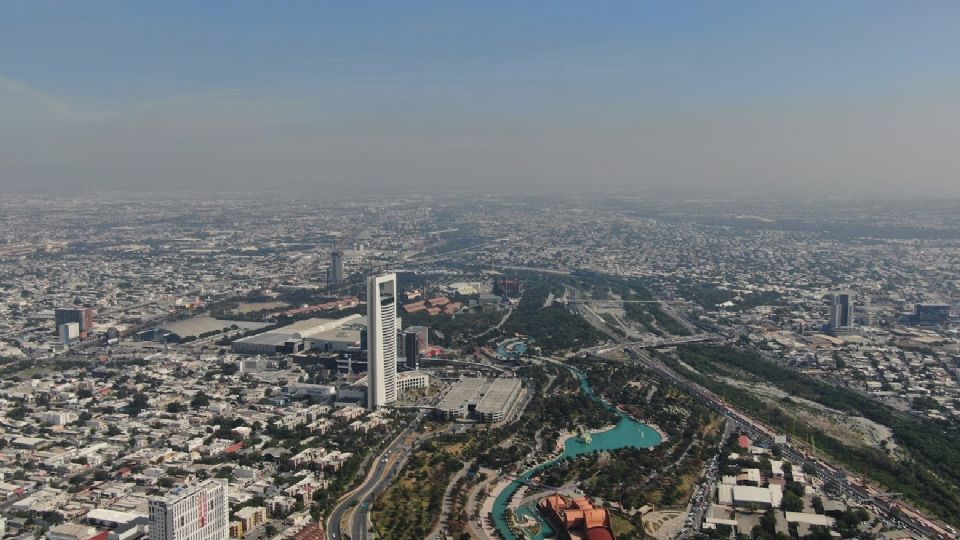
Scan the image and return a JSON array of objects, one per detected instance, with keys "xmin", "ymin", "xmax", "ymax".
[{"xmin": 2, "ymin": 3, "xmax": 960, "ymax": 540}]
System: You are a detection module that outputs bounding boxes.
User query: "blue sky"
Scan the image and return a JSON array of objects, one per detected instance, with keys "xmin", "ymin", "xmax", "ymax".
[{"xmin": 2, "ymin": 1, "xmax": 959, "ymax": 194}]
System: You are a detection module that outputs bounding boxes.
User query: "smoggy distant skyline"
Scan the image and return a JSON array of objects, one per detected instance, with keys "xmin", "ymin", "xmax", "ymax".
[{"xmin": 2, "ymin": 1, "xmax": 959, "ymax": 196}]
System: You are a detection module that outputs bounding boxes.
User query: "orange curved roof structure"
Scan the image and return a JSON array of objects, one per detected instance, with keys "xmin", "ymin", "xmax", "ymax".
[{"xmin": 537, "ymin": 493, "xmax": 617, "ymax": 540}]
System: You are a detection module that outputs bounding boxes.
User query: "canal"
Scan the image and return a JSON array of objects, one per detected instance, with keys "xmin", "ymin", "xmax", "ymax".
[{"xmin": 491, "ymin": 363, "xmax": 662, "ymax": 539}]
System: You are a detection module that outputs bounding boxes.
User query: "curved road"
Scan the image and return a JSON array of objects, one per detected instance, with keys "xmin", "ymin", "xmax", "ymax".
[
  {"xmin": 327, "ymin": 416, "xmax": 422, "ymax": 540},
  {"xmin": 327, "ymin": 414, "xmax": 463, "ymax": 540}
]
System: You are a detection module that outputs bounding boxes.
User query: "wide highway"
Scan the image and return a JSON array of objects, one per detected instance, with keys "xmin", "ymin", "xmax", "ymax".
[
  {"xmin": 608, "ymin": 346, "xmax": 951, "ymax": 540},
  {"xmin": 326, "ymin": 415, "xmax": 422, "ymax": 540}
]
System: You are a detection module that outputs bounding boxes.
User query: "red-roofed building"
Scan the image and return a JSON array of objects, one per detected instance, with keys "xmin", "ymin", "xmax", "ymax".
[
  {"xmin": 403, "ymin": 301, "xmax": 426, "ymax": 311},
  {"xmin": 88, "ymin": 530, "xmax": 110, "ymax": 540},
  {"xmin": 292, "ymin": 523, "xmax": 325, "ymax": 540},
  {"xmin": 224, "ymin": 441, "xmax": 244, "ymax": 454},
  {"xmin": 538, "ymin": 494, "xmax": 616, "ymax": 540},
  {"xmin": 738, "ymin": 435, "xmax": 751, "ymax": 450}
]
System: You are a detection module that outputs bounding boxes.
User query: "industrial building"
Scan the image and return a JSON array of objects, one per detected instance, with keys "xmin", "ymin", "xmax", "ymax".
[
  {"xmin": 435, "ymin": 376, "xmax": 523, "ymax": 423},
  {"xmin": 307, "ymin": 325, "xmax": 363, "ymax": 352},
  {"xmin": 148, "ymin": 317, "xmax": 266, "ymax": 344},
  {"xmin": 717, "ymin": 484, "xmax": 784, "ymax": 509},
  {"xmin": 230, "ymin": 332, "xmax": 306, "ymax": 355},
  {"xmin": 281, "ymin": 383, "xmax": 337, "ymax": 401},
  {"xmin": 230, "ymin": 314, "xmax": 362, "ymax": 355}
]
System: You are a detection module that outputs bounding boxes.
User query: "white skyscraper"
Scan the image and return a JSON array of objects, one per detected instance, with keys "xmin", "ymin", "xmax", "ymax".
[
  {"xmin": 149, "ymin": 479, "xmax": 228, "ymax": 540},
  {"xmin": 367, "ymin": 272, "xmax": 398, "ymax": 409}
]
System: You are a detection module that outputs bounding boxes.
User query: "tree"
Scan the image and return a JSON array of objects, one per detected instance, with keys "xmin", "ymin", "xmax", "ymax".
[
  {"xmin": 191, "ymin": 391, "xmax": 211, "ymax": 410},
  {"xmin": 782, "ymin": 492, "xmax": 803, "ymax": 512},
  {"xmin": 166, "ymin": 401, "xmax": 187, "ymax": 413},
  {"xmin": 760, "ymin": 510, "xmax": 777, "ymax": 535},
  {"xmin": 911, "ymin": 396, "xmax": 940, "ymax": 411},
  {"xmin": 812, "ymin": 496, "xmax": 824, "ymax": 514},
  {"xmin": 128, "ymin": 393, "xmax": 150, "ymax": 416},
  {"xmin": 6, "ymin": 406, "xmax": 28, "ymax": 420},
  {"xmin": 786, "ymin": 481, "xmax": 805, "ymax": 497}
]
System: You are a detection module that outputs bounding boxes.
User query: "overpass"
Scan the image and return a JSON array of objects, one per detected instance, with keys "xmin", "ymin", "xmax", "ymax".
[
  {"xmin": 568, "ymin": 299, "xmax": 688, "ymax": 308},
  {"xmin": 584, "ymin": 333, "xmax": 725, "ymax": 354},
  {"xmin": 418, "ymin": 356, "xmax": 513, "ymax": 376}
]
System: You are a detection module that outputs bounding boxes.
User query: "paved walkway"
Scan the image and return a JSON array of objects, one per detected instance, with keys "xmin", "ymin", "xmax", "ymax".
[{"xmin": 427, "ymin": 464, "xmax": 470, "ymax": 539}]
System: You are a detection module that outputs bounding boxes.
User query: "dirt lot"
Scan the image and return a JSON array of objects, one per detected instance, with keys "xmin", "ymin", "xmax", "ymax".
[{"xmin": 719, "ymin": 376, "xmax": 899, "ymax": 455}]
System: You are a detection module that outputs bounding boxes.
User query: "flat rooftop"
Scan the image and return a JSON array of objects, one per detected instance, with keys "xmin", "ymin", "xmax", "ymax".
[
  {"xmin": 436, "ymin": 376, "xmax": 520, "ymax": 416},
  {"xmin": 476, "ymin": 378, "xmax": 522, "ymax": 415},
  {"xmin": 234, "ymin": 332, "xmax": 297, "ymax": 346},
  {"xmin": 436, "ymin": 377, "xmax": 485, "ymax": 413}
]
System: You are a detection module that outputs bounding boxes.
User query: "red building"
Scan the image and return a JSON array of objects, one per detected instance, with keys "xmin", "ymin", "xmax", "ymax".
[{"xmin": 538, "ymin": 494, "xmax": 616, "ymax": 540}]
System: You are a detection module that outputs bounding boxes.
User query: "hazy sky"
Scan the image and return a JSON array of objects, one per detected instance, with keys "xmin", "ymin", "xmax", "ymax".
[{"xmin": 2, "ymin": 1, "xmax": 959, "ymax": 196}]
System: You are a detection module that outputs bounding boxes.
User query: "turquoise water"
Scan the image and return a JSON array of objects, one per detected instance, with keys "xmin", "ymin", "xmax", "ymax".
[
  {"xmin": 498, "ymin": 338, "xmax": 529, "ymax": 358},
  {"xmin": 491, "ymin": 364, "xmax": 662, "ymax": 540}
]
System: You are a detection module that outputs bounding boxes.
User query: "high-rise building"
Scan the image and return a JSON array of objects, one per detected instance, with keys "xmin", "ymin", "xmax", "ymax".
[
  {"xmin": 55, "ymin": 307, "xmax": 95, "ymax": 339},
  {"xmin": 59, "ymin": 322, "xmax": 80, "ymax": 345},
  {"xmin": 367, "ymin": 273, "xmax": 398, "ymax": 409},
  {"xmin": 913, "ymin": 303, "xmax": 951, "ymax": 325},
  {"xmin": 403, "ymin": 331, "xmax": 420, "ymax": 370},
  {"xmin": 149, "ymin": 479, "xmax": 229, "ymax": 540},
  {"xmin": 829, "ymin": 292, "xmax": 853, "ymax": 329},
  {"xmin": 330, "ymin": 250, "xmax": 344, "ymax": 284},
  {"xmin": 406, "ymin": 326, "xmax": 429, "ymax": 348}
]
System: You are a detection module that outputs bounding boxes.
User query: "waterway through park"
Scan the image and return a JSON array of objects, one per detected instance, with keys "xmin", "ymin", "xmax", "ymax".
[{"xmin": 491, "ymin": 363, "xmax": 663, "ymax": 539}]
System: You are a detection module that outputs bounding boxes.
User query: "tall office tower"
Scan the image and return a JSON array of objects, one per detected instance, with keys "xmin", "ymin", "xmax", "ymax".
[
  {"xmin": 55, "ymin": 307, "xmax": 94, "ymax": 338},
  {"xmin": 59, "ymin": 322, "xmax": 80, "ymax": 345},
  {"xmin": 914, "ymin": 303, "xmax": 951, "ymax": 325},
  {"xmin": 829, "ymin": 292, "xmax": 853, "ymax": 329},
  {"xmin": 367, "ymin": 273, "xmax": 398, "ymax": 409},
  {"xmin": 330, "ymin": 250, "xmax": 345, "ymax": 284},
  {"xmin": 406, "ymin": 326, "xmax": 429, "ymax": 348},
  {"xmin": 149, "ymin": 479, "xmax": 228, "ymax": 540},
  {"xmin": 404, "ymin": 331, "xmax": 420, "ymax": 370}
]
